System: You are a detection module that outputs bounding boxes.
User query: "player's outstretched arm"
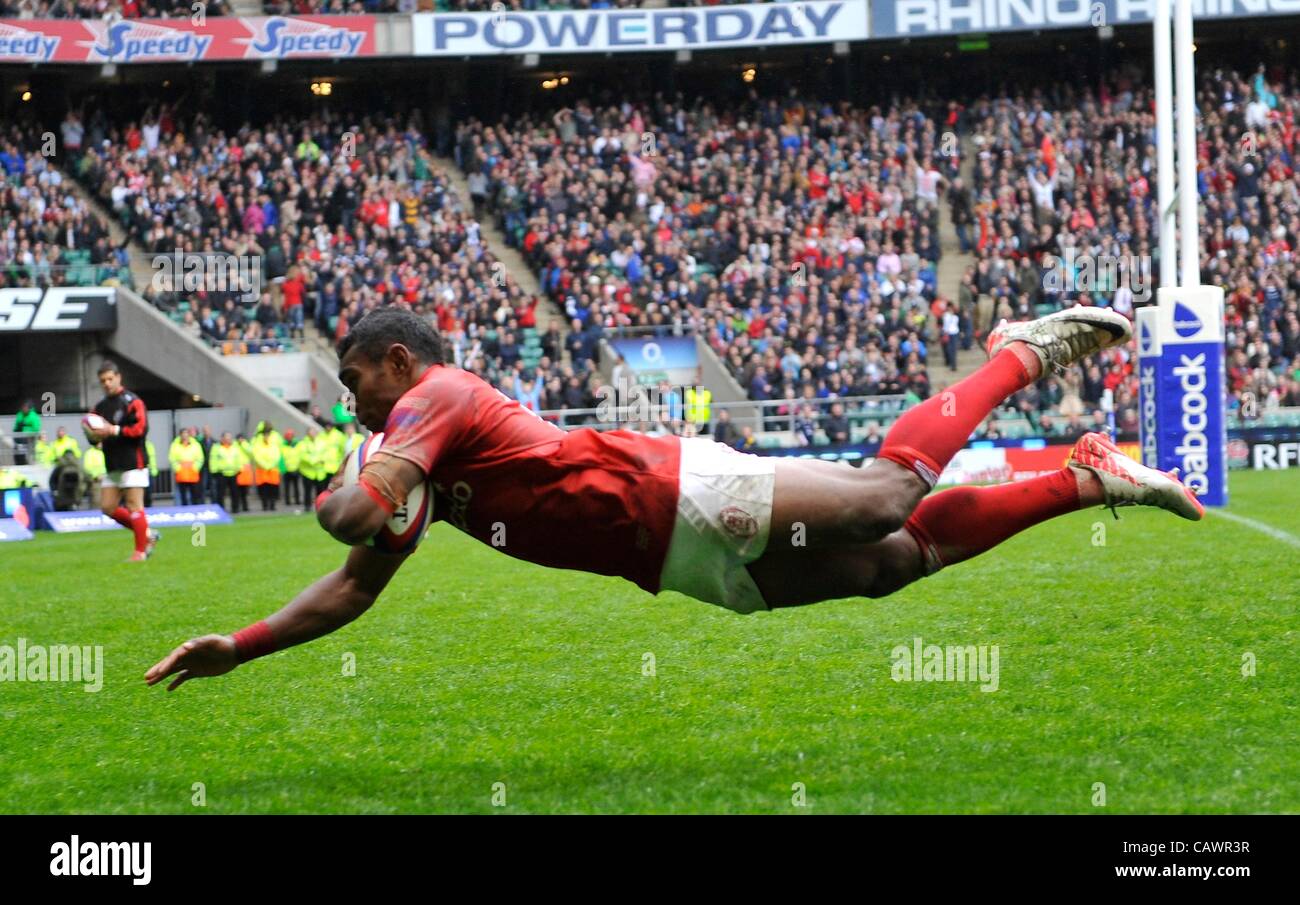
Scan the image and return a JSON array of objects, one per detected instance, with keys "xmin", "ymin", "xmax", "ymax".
[{"xmin": 144, "ymin": 544, "xmax": 406, "ymax": 692}]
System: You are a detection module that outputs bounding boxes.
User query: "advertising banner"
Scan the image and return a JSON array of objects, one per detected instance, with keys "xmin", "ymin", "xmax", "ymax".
[
  {"xmin": 414, "ymin": 1, "xmax": 869, "ymax": 57},
  {"xmin": 1150, "ymin": 287, "xmax": 1228, "ymax": 507},
  {"xmin": 42, "ymin": 504, "xmax": 233, "ymax": 533},
  {"xmin": 609, "ymin": 335, "xmax": 699, "ymax": 387},
  {"xmin": 0, "ymin": 288, "xmax": 116, "ymax": 333},
  {"xmin": 0, "ymin": 517, "xmax": 33, "ymax": 542},
  {"xmin": 0, "ymin": 16, "xmax": 377, "ymax": 64},
  {"xmin": 872, "ymin": 0, "xmax": 1300, "ymax": 39}
]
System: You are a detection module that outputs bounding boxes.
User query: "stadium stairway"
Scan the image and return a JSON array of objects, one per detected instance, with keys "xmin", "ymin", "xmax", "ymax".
[
  {"xmin": 932, "ymin": 132, "xmax": 985, "ymax": 390},
  {"xmin": 432, "ymin": 154, "xmax": 571, "ymax": 366},
  {"xmin": 59, "ymin": 175, "xmax": 324, "ymax": 433},
  {"xmin": 109, "ymin": 286, "xmax": 319, "ymax": 435}
]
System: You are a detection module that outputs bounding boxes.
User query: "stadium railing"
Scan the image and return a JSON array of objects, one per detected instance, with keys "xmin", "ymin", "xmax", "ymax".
[{"xmin": 537, "ymin": 393, "xmax": 910, "ymax": 443}]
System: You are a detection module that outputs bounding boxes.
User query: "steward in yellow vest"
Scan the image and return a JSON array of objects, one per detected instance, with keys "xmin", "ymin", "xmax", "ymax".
[
  {"xmin": 251, "ymin": 423, "xmax": 283, "ymax": 511},
  {"xmin": 83, "ymin": 445, "xmax": 106, "ymax": 480},
  {"xmin": 169, "ymin": 428, "xmax": 206, "ymax": 506},
  {"xmin": 281, "ymin": 428, "xmax": 304, "ymax": 508},
  {"xmin": 51, "ymin": 428, "xmax": 82, "ymax": 462},
  {"xmin": 685, "ymin": 386, "xmax": 713, "ymax": 434}
]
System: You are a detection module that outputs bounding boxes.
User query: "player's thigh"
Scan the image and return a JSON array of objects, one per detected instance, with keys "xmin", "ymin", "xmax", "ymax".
[
  {"xmin": 746, "ymin": 530, "xmax": 922, "ymax": 608},
  {"xmin": 769, "ymin": 458, "xmax": 923, "ymax": 548},
  {"xmin": 123, "ymin": 486, "xmax": 145, "ymax": 510},
  {"xmin": 100, "ymin": 484, "xmax": 121, "ymax": 513}
]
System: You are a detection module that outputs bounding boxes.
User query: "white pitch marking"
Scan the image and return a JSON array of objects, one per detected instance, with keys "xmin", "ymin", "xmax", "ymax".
[{"xmin": 1209, "ymin": 509, "xmax": 1300, "ymax": 549}]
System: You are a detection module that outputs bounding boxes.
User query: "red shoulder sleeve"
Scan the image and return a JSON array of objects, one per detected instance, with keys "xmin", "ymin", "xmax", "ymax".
[
  {"xmin": 374, "ymin": 369, "xmax": 471, "ymax": 476},
  {"xmin": 120, "ymin": 396, "xmax": 149, "ymax": 439}
]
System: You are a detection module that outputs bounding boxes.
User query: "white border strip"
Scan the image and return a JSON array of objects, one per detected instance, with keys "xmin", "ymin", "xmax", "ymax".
[{"xmin": 1209, "ymin": 509, "xmax": 1300, "ymax": 549}]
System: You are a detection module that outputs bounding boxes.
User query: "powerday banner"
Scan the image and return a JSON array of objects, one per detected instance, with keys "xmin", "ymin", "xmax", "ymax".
[{"xmin": 414, "ymin": 1, "xmax": 870, "ymax": 56}]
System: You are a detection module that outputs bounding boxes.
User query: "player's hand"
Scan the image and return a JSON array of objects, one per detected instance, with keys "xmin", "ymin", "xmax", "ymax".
[
  {"xmin": 326, "ymin": 468, "xmax": 345, "ymax": 493},
  {"xmin": 144, "ymin": 634, "xmax": 239, "ymax": 691}
]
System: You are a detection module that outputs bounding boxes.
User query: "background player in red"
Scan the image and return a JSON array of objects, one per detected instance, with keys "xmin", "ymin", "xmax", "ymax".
[
  {"xmin": 146, "ymin": 307, "xmax": 1202, "ymax": 689},
  {"xmin": 87, "ymin": 361, "xmax": 159, "ymax": 562}
]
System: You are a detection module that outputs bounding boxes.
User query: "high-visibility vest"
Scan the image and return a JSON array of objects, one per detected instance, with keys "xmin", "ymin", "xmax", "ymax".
[
  {"xmin": 282, "ymin": 441, "xmax": 301, "ymax": 474},
  {"xmin": 0, "ymin": 469, "xmax": 30, "ymax": 489},
  {"xmin": 52, "ymin": 435, "xmax": 82, "ymax": 460},
  {"xmin": 83, "ymin": 447, "xmax": 106, "ymax": 479},
  {"xmin": 252, "ymin": 437, "xmax": 281, "ymax": 485},
  {"xmin": 170, "ymin": 438, "xmax": 205, "ymax": 484},
  {"xmin": 298, "ymin": 438, "xmax": 321, "ymax": 481},
  {"xmin": 319, "ymin": 432, "xmax": 344, "ymax": 476},
  {"xmin": 35, "ymin": 441, "xmax": 56, "ymax": 466},
  {"xmin": 208, "ymin": 442, "xmax": 241, "ymax": 477},
  {"xmin": 145, "ymin": 440, "xmax": 159, "ymax": 477},
  {"xmin": 233, "ymin": 441, "xmax": 253, "ymax": 486},
  {"xmin": 685, "ymin": 387, "xmax": 712, "ymax": 424}
]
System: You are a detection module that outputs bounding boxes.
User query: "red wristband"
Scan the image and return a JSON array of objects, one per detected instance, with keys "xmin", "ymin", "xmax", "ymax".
[
  {"xmin": 357, "ymin": 475, "xmax": 396, "ymax": 516},
  {"xmin": 232, "ymin": 620, "xmax": 277, "ymax": 663},
  {"xmin": 314, "ymin": 489, "xmax": 333, "ymax": 512}
]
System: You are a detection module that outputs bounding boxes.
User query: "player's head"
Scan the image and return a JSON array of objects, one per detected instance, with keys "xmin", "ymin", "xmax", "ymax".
[
  {"xmin": 97, "ymin": 361, "xmax": 122, "ymax": 395},
  {"xmin": 337, "ymin": 307, "xmax": 444, "ymax": 432}
]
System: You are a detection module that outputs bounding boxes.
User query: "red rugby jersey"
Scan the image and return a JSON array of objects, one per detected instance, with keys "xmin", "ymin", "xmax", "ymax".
[{"xmin": 377, "ymin": 366, "xmax": 681, "ymax": 593}]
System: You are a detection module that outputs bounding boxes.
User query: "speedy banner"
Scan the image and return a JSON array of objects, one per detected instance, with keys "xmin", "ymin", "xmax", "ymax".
[
  {"xmin": 413, "ymin": 1, "xmax": 869, "ymax": 56},
  {"xmin": 872, "ymin": 0, "xmax": 1300, "ymax": 38},
  {"xmin": 0, "ymin": 16, "xmax": 376, "ymax": 64}
]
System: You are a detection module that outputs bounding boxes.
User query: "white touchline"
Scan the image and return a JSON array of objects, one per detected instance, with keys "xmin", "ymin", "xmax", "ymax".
[{"xmin": 1209, "ymin": 510, "xmax": 1300, "ymax": 549}]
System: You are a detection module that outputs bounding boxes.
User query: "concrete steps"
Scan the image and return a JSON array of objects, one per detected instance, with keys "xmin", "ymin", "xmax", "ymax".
[
  {"xmin": 432, "ymin": 154, "xmax": 570, "ymax": 364},
  {"xmin": 932, "ymin": 133, "xmax": 985, "ymax": 390}
]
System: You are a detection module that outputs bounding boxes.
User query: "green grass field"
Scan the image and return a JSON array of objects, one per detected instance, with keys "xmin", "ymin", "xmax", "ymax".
[{"xmin": 2, "ymin": 470, "xmax": 1297, "ymax": 814}]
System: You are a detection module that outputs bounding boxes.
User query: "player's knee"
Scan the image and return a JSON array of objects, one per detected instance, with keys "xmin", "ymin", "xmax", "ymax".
[{"xmin": 849, "ymin": 495, "xmax": 910, "ymax": 543}]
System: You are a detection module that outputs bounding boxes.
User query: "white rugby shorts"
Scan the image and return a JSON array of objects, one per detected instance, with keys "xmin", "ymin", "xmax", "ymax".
[{"xmin": 658, "ymin": 437, "xmax": 776, "ymax": 614}]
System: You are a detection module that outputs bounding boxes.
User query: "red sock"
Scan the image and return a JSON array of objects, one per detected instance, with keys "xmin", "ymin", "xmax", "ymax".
[
  {"xmin": 903, "ymin": 469, "xmax": 1081, "ymax": 573},
  {"xmin": 128, "ymin": 508, "xmax": 150, "ymax": 553},
  {"xmin": 879, "ymin": 348, "xmax": 1033, "ymax": 485},
  {"xmin": 109, "ymin": 506, "xmax": 133, "ymax": 529}
]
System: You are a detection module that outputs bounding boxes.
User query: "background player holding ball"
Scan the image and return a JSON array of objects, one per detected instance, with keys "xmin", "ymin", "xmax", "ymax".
[{"xmin": 85, "ymin": 361, "xmax": 159, "ymax": 563}]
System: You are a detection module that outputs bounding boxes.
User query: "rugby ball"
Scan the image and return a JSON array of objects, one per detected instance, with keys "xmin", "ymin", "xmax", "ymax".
[
  {"xmin": 81, "ymin": 412, "xmax": 111, "ymax": 441},
  {"xmin": 342, "ymin": 432, "xmax": 433, "ymax": 554}
]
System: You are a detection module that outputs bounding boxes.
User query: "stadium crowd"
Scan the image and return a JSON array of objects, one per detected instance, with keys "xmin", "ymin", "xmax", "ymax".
[
  {"xmin": 7, "ymin": 61, "xmax": 1297, "ymax": 460},
  {"xmin": 0, "ymin": 0, "xmax": 228, "ymax": 18},
  {"xmin": 456, "ymin": 91, "xmax": 954, "ymax": 444},
  {"xmin": 65, "ymin": 104, "xmax": 593, "ymax": 408},
  {"xmin": 0, "ymin": 125, "xmax": 129, "ymax": 293},
  {"xmin": 957, "ymin": 62, "xmax": 1300, "ymax": 441}
]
